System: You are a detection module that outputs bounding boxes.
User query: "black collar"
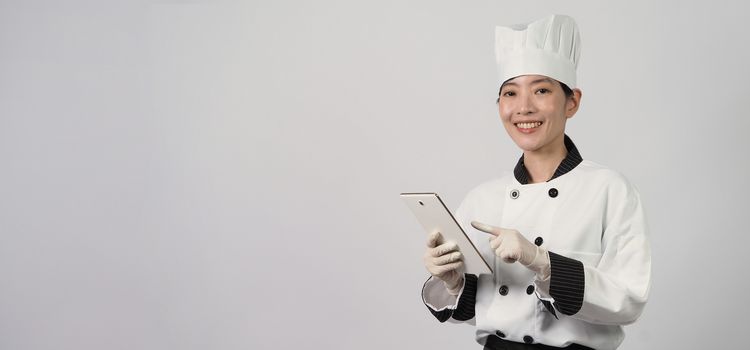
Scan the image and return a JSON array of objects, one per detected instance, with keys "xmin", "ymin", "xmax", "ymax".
[{"xmin": 513, "ymin": 134, "xmax": 583, "ymax": 185}]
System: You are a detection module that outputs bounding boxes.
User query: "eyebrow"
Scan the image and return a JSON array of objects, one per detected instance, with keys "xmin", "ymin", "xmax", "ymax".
[{"xmin": 501, "ymin": 77, "xmax": 556, "ymax": 88}]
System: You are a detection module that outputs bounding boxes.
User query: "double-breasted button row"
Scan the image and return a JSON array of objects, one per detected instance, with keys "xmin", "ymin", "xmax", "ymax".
[
  {"xmin": 494, "ymin": 331, "xmax": 533, "ymax": 344},
  {"xmin": 509, "ymin": 188, "xmax": 559, "ymax": 199},
  {"xmin": 498, "ymin": 285, "xmax": 536, "ymax": 296}
]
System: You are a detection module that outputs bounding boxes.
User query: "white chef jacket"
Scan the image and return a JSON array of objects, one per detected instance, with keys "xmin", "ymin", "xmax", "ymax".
[{"xmin": 422, "ymin": 135, "xmax": 651, "ymax": 350}]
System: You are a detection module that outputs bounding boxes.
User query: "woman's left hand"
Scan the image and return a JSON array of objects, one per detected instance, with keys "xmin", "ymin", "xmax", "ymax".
[{"xmin": 471, "ymin": 221, "xmax": 550, "ymax": 279}]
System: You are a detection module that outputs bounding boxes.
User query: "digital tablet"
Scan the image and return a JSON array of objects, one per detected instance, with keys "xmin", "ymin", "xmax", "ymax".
[{"xmin": 400, "ymin": 192, "xmax": 492, "ymax": 275}]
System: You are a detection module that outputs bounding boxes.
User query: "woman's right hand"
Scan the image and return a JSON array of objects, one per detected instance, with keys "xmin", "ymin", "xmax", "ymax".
[{"xmin": 423, "ymin": 231, "xmax": 465, "ymax": 295}]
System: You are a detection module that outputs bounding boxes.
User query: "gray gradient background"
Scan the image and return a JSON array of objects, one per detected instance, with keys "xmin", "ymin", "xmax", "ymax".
[{"xmin": 1, "ymin": 1, "xmax": 748, "ymax": 349}]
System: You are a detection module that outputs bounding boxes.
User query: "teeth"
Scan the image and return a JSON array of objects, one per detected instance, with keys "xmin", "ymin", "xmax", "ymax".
[{"xmin": 517, "ymin": 122, "xmax": 542, "ymax": 129}]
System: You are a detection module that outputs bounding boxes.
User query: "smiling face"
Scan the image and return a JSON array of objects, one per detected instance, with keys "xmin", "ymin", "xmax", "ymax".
[{"xmin": 498, "ymin": 75, "xmax": 582, "ymax": 154}]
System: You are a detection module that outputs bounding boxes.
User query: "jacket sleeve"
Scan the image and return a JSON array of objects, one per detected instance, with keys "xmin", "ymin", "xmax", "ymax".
[
  {"xmin": 545, "ymin": 175, "xmax": 652, "ymax": 325},
  {"xmin": 422, "ymin": 274, "xmax": 478, "ymax": 323}
]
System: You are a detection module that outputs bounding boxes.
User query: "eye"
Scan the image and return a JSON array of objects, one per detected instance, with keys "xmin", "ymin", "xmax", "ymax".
[
  {"xmin": 536, "ymin": 88, "xmax": 550, "ymax": 94},
  {"xmin": 501, "ymin": 91, "xmax": 516, "ymax": 97}
]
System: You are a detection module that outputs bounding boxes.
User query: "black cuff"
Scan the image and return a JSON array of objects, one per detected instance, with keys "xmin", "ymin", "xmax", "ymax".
[
  {"xmin": 548, "ymin": 252, "xmax": 585, "ymax": 316},
  {"xmin": 421, "ymin": 274, "xmax": 478, "ymax": 323},
  {"xmin": 427, "ymin": 304, "xmax": 453, "ymax": 322},
  {"xmin": 422, "ymin": 276, "xmax": 453, "ymax": 322},
  {"xmin": 451, "ymin": 274, "xmax": 477, "ymax": 321}
]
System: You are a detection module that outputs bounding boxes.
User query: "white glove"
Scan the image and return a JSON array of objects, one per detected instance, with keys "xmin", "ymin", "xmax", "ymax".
[
  {"xmin": 471, "ymin": 221, "xmax": 550, "ymax": 280},
  {"xmin": 423, "ymin": 231, "xmax": 465, "ymax": 295}
]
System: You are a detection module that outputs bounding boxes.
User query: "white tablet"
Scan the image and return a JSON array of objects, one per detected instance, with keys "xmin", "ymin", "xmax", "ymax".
[{"xmin": 400, "ymin": 192, "xmax": 492, "ymax": 275}]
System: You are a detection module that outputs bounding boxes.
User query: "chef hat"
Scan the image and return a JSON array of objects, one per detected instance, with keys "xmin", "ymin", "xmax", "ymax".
[{"xmin": 495, "ymin": 14, "xmax": 581, "ymax": 88}]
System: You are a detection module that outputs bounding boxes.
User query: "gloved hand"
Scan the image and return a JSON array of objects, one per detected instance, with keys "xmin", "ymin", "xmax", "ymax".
[
  {"xmin": 423, "ymin": 231, "xmax": 465, "ymax": 296},
  {"xmin": 471, "ymin": 221, "xmax": 550, "ymax": 280}
]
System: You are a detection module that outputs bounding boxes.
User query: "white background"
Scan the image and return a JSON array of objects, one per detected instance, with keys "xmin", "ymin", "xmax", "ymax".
[{"xmin": 1, "ymin": 1, "xmax": 748, "ymax": 349}]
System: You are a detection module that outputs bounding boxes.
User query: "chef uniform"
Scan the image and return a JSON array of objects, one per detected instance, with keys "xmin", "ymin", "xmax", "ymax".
[{"xmin": 420, "ymin": 15, "xmax": 652, "ymax": 350}]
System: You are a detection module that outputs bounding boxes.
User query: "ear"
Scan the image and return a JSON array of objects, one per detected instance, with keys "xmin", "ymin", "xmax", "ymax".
[{"xmin": 565, "ymin": 88, "xmax": 583, "ymax": 119}]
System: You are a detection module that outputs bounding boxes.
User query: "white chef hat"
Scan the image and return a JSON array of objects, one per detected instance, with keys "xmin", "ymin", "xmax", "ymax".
[{"xmin": 495, "ymin": 14, "xmax": 581, "ymax": 88}]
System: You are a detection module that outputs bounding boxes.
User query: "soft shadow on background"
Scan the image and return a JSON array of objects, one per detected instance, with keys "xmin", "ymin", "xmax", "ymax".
[{"xmin": 1, "ymin": 1, "xmax": 748, "ymax": 349}]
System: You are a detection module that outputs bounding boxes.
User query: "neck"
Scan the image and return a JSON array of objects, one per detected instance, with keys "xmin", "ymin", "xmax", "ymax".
[{"xmin": 523, "ymin": 135, "xmax": 567, "ymax": 184}]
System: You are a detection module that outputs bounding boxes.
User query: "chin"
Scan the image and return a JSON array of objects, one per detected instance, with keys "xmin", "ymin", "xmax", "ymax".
[{"xmin": 509, "ymin": 133, "xmax": 542, "ymax": 152}]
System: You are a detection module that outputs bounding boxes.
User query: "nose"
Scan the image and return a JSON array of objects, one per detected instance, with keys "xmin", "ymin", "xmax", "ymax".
[{"xmin": 516, "ymin": 92, "xmax": 535, "ymax": 115}]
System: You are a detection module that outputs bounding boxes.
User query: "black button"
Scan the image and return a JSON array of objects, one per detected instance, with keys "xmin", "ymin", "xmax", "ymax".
[
  {"xmin": 534, "ymin": 237, "xmax": 543, "ymax": 246},
  {"xmin": 495, "ymin": 330, "xmax": 506, "ymax": 338},
  {"xmin": 498, "ymin": 285, "xmax": 508, "ymax": 296},
  {"xmin": 523, "ymin": 335, "xmax": 534, "ymax": 344},
  {"xmin": 526, "ymin": 285, "xmax": 535, "ymax": 295},
  {"xmin": 548, "ymin": 188, "xmax": 558, "ymax": 198},
  {"xmin": 510, "ymin": 189, "xmax": 519, "ymax": 199}
]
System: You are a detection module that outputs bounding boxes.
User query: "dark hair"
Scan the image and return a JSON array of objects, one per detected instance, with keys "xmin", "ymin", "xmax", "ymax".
[
  {"xmin": 560, "ymin": 82, "xmax": 573, "ymax": 98},
  {"xmin": 496, "ymin": 80, "xmax": 574, "ymax": 104}
]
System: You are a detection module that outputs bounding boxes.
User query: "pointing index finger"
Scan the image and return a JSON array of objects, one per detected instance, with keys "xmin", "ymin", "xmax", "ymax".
[{"xmin": 471, "ymin": 221, "xmax": 499, "ymax": 236}]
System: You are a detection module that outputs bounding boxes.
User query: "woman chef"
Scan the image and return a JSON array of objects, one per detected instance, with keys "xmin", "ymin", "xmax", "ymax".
[{"xmin": 421, "ymin": 14, "xmax": 651, "ymax": 350}]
